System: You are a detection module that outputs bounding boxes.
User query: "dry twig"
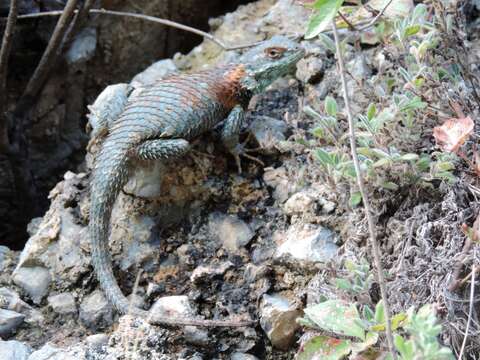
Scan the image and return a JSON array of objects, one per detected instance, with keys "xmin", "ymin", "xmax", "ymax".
[
  {"xmin": 458, "ymin": 247, "xmax": 476, "ymax": 360},
  {"xmin": 331, "ymin": 19, "xmax": 397, "ymax": 359},
  {"xmin": 0, "ymin": 0, "xmax": 18, "ymax": 151},
  {"xmin": 18, "ymin": 0, "xmax": 79, "ymax": 108},
  {"xmin": 16, "ymin": 9, "xmax": 262, "ymax": 51}
]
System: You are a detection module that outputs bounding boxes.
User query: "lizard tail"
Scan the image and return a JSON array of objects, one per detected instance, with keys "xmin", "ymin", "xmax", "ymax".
[{"xmin": 89, "ymin": 140, "xmax": 148, "ymax": 317}]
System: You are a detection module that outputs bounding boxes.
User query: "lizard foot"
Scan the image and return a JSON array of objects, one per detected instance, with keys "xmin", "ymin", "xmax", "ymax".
[{"xmin": 230, "ymin": 142, "xmax": 265, "ymax": 174}]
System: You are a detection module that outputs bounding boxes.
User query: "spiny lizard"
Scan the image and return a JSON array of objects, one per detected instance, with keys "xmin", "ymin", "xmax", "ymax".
[{"xmin": 88, "ymin": 36, "xmax": 304, "ymax": 326}]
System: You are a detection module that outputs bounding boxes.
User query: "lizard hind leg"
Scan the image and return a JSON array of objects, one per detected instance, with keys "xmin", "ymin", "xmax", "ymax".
[{"xmin": 135, "ymin": 139, "xmax": 191, "ymax": 161}]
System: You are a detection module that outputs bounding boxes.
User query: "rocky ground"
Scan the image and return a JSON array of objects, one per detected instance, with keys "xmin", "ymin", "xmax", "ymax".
[{"xmin": 1, "ymin": 0, "xmax": 480, "ymax": 359}]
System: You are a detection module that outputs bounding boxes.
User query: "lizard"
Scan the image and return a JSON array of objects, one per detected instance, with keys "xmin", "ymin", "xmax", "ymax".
[{"xmin": 88, "ymin": 35, "xmax": 304, "ymax": 327}]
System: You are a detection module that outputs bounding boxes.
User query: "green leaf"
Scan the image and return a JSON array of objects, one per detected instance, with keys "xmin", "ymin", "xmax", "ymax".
[
  {"xmin": 374, "ymin": 300, "xmax": 385, "ymax": 324},
  {"xmin": 403, "ymin": 24, "xmax": 421, "ymax": 37},
  {"xmin": 381, "ymin": 181, "xmax": 399, "ymax": 191},
  {"xmin": 296, "ymin": 336, "xmax": 351, "ymax": 360},
  {"xmin": 363, "ymin": 305, "xmax": 375, "ymax": 322},
  {"xmin": 317, "ymin": 33, "xmax": 337, "ymax": 53},
  {"xmin": 350, "ymin": 192, "xmax": 362, "ymax": 207},
  {"xmin": 303, "ymin": 300, "xmax": 365, "ymax": 340},
  {"xmin": 305, "ymin": 0, "xmax": 345, "ymax": 39},
  {"xmin": 335, "ymin": 278, "xmax": 352, "ymax": 290},
  {"xmin": 394, "ymin": 334, "xmax": 414, "ymax": 360},
  {"xmin": 400, "ymin": 153, "xmax": 419, "ymax": 161},
  {"xmin": 391, "ymin": 312, "xmax": 408, "ymax": 330},
  {"xmin": 314, "ymin": 149, "xmax": 334, "ymax": 166},
  {"xmin": 325, "ymin": 96, "xmax": 338, "ymax": 117},
  {"xmin": 373, "ymin": 158, "xmax": 392, "ymax": 168},
  {"xmin": 367, "ymin": 103, "xmax": 377, "ymax": 120}
]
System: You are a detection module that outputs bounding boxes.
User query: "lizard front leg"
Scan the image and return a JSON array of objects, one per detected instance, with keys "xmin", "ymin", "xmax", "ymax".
[{"xmin": 221, "ymin": 105, "xmax": 264, "ymax": 174}]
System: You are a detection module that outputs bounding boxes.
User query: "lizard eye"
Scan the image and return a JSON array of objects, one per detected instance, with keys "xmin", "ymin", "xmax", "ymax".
[{"xmin": 264, "ymin": 47, "xmax": 286, "ymax": 59}]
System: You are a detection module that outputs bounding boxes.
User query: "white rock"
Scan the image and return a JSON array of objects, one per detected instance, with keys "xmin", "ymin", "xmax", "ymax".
[
  {"xmin": 0, "ymin": 340, "xmax": 31, "ymax": 360},
  {"xmin": 259, "ymin": 294, "xmax": 302, "ymax": 350},
  {"xmin": 283, "ymin": 191, "xmax": 316, "ymax": 215},
  {"xmin": 85, "ymin": 333, "xmax": 109, "ymax": 349},
  {"xmin": 149, "ymin": 295, "xmax": 196, "ymax": 319},
  {"xmin": 276, "ymin": 224, "xmax": 338, "ymax": 263},
  {"xmin": 65, "ymin": 27, "xmax": 97, "ymax": 64},
  {"xmin": 231, "ymin": 353, "xmax": 259, "ymax": 360},
  {"xmin": 209, "ymin": 213, "xmax": 254, "ymax": 252},
  {"xmin": 12, "ymin": 267, "xmax": 51, "ymax": 304},
  {"xmin": 28, "ymin": 343, "xmax": 74, "ymax": 360},
  {"xmin": 123, "ymin": 161, "xmax": 165, "ymax": 198},
  {"xmin": 190, "ymin": 262, "xmax": 233, "ymax": 284},
  {"xmin": 249, "ymin": 116, "xmax": 287, "ymax": 154}
]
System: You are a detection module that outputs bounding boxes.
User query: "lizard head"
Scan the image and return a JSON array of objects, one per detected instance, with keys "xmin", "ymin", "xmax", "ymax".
[{"xmin": 239, "ymin": 35, "xmax": 305, "ymax": 94}]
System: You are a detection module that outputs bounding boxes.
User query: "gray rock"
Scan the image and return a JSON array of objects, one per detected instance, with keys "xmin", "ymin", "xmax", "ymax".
[
  {"xmin": 249, "ymin": 116, "xmax": 287, "ymax": 154},
  {"xmin": 79, "ymin": 290, "xmax": 113, "ymax": 330},
  {"xmin": 85, "ymin": 333, "xmax": 109, "ymax": 349},
  {"xmin": 190, "ymin": 262, "xmax": 233, "ymax": 284},
  {"xmin": 65, "ymin": 27, "xmax": 97, "ymax": 64},
  {"xmin": 28, "ymin": 343, "xmax": 74, "ymax": 360},
  {"xmin": 47, "ymin": 293, "xmax": 76, "ymax": 315},
  {"xmin": 283, "ymin": 190, "xmax": 316, "ymax": 215},
  {"xmin": 0, "ymin": 309, "xmax": 25, "ymax": 338},
  {"xmin": 184, "ymin": 326, "xmax": 209, "ymax": 346},
  {"xmin": 231, "ymin": 353, "xmax": 259, "ymax": 360},
  {"xmin": 0, "ymin": 288, "xmax": 31, "ymax": 313},
  {"xmin": 131, "ymin": 59, "xmax": 178, "ymax": 87},
  {"xmin": 275, "ymin": 224, "xmax": 338, "ymax": 263},
  {"xmin": 263, "ymin": 167, "xmax": 292, "ymax": 203},
  {"xmin": 12, "ymin": 267, "xmax": 51, "ymax": 304},
  {"xmin": 0, "ymin": 340, "xmax": 31, "ymax": 360},
  {"xmin": 259, "ymin": 294, "xmax": 302, "ymax": 350},
  {"xmin": 209, "ymin": 213, "xmax": 254, "ymax": 252},
  {"xmin": 0, "ymin": 246, "xmax": 11, "ymax": 272},
  {"xmin": 296, "ymin": 57, "xmax": 324, "ymax": 84}
]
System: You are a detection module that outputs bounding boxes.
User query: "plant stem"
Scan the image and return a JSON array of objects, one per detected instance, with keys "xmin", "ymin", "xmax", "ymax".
[
  {"xmin": 0, "ymin": 0, "xmax": 18, "ymax": 152},
  {"xmin": 331, "ymin": 19, "xmax": 397, "ymax": 359},
  {"xmin": 15, "ymin": 9, "xmax": 262, "ymax": 51}
]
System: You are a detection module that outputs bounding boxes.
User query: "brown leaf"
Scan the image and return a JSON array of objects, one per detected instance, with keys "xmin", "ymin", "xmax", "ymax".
[{"xmin": 433, "ymin": 116, "xmax": 474, "ymax": 152}]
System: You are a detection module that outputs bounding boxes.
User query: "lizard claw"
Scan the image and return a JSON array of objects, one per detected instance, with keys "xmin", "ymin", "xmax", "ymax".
[{"xmin": 230, "ymin": 142, "xmax": 265, "ymax": 174}]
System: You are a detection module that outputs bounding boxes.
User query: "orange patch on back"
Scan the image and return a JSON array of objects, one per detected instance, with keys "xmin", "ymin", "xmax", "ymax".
[{"xmin": 215, "ymin": 64, "xmax": 247, "ymax": 109}]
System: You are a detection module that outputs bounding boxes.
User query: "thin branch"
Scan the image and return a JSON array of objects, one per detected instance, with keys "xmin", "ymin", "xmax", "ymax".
[
  {"xmin": 18, "ymin": 0, "xmax": 79, "ymax": 107},
  {"xmin": 355, "ymin": 0, "xmax": 395, "ymax": 32},
  {"xmin": 458, "ymin": 247, "xmax": 476, "ymax": 360},
  {"xmin": 0, "ymin": 0, "xmax": 18, "ymax": 152},
  {"xmin": 15, "ymin": 9, "xmax": 262, "ymax": 51},
  {"xmin": 331, "ymin": 20, "xmax": 397, "ymax": 359}
]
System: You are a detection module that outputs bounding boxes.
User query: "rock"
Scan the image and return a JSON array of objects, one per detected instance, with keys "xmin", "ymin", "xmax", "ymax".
[
  {"xmin": 27, "ymin": 343, "xmax": 73, "ymax": 360},
  {"xmin": 249, "ymin": 116, "xmax": 287, "ymax": 154},
  {"xmin": 0, "ymin": 340, "xmax": 31, "ymax": 360},
  {"xmin": 275, "ymin": 224, "xmax": 338, "ymax": 263},
  {"xmin": 123, "ymin": 161, "xmax": 165, "ymax": 198},
  {"xmin": 348, "ymin": 54, "xmax": 372, "ymax": 80},
  {"xmin": 190, "ymin": 261, "xmax": 233, "ymax": 284},
  {"xmin": 259, "ymin": 294, "xmax": 302, "ymax": 350},
  {"xmin": 283, "ymin": 190, "xmax": 316, "ymax": 215},
  {"xmin": 79, "ymin": 290, "xmax": 113, "ymax": 330},
  {"xmin": 130, "ymin": 59, "xmax": 178, "ymax": 87},
  {"xmin": 296, "ymin": 57, "xmax": 324, "ymax": 84},
  {"xmin": 0, "ymin": 288, "xmax": 31, "ymax": 313},
  {"xmin": 209, "ymin": 213, "xmax": 254, "ymax": 252},
  {"xmin": 12, "ymin": 267, "xmax": 51, "ymax": 304},
  {"xmin": 47, "ymin": 293, "xmax": 76, "ymax": 315},
  {"xmin": 263, "ymin": 167, "xmax": 292, "ymax": 203},
  {"xmin": 183, "ymin": 326, "xmax": 209, "ymax": 346},
  {"xmin": 149, "ymin": 295, "xmax": 196, "ymax": 319},
  {"xmin": 65, "ymin": 27, "xmax": 97, "ymax": 65},
  {"xmin": 85, "ymin": 333, "xmax": 109, "ymax": 349},
  {"xmin": 0, "ymin": 309, "xmax": 25, "ymax": 338},
  {"xmin": 0, "ymin": 246, "xmax": 11, "ymax": 272},
  {"xmin": 231, "ymin": 353, "xmax": 259, "ymax": 360}
]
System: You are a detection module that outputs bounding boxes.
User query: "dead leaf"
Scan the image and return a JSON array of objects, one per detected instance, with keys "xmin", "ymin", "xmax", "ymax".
[{"xmin": 433, "ymin": 116, "xmax": 474, "ymax": 152}]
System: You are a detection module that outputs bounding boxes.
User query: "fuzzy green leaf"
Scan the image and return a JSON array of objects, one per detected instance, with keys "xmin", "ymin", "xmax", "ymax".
[
  {"xmin": 367, "ymin": 103, "xmax": 377, "ymax": 121},
  {"xmin": 325, "ymin": 96, "xmax": 338, "ymax": 117},
  {"xmin": 296, "ymin": 336, "xmax": 351, "ymax": 360},
  {"xmin": 305, "ymin": 0, "xmax": 345, "ymax": 39},
  {"xmin": 350, "ymin": 192, "xmax": 362, "ymax": 207},
  {"xmin": 304, "ymin": 300, "xmax": 366, "ymax": 340}
]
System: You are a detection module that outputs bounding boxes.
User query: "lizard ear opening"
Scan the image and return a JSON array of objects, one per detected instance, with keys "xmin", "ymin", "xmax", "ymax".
[{"xmin": 264, "ymin": 47, "xmax": 287, "ymax": 59}]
